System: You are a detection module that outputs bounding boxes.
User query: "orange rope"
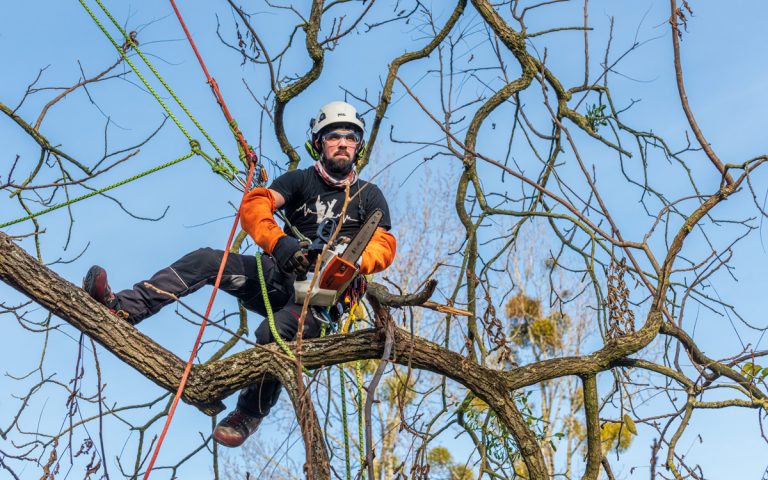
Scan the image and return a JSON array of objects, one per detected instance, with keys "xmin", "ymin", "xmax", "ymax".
[
  {"xmin": 142, "ymin": 161, "xmax": 255, "ymax": 479},
  {"xmin": 168, "ymin": 0, "xmax": 267, "ymax": 185},
  {"xmin": 142, "ymin": 2, "xmax": 265, "ymax": 476}
]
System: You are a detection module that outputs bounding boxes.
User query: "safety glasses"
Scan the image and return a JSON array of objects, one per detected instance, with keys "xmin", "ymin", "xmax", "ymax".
[{"xmin": 321, "ymin": 130, "xmax": 362, "ymax": 146}]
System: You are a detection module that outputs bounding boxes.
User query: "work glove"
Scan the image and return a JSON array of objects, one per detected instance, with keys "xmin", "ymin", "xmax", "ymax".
[{"xmin": 272, "ymin": 236, "xmax": 310, "ymax": 276}]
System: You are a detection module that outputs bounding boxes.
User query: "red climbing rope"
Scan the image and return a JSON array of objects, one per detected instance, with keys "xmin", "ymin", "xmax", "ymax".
[
  {"xmin": 142, "ymin": 3, "xmax": 264, "ymax": 477},
  {"xmin": 168, "ymin": 0, "xmax": 267, "ymax": 186}
]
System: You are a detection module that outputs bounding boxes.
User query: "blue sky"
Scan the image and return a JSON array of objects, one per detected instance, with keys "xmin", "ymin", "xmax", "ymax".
[{"xmin": 2, "ymin": 1, "xmax": 768, "ymax": 478}]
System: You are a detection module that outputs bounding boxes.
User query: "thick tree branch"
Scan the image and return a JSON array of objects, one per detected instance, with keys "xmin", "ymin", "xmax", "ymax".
[
  {"xmin": 271, "ymin": 359, "xmax": 330, "ymax": 479},
  {"xmin": 0, "ymin": 232, "xmax": 225, "ymax": 414},
  {"xmin": 0, "ymin": 231, "xmax": 667, "ymax": 413},
  {"xmin": 581, "ymin": 374, "xmax": 601, "ymax": 480}
]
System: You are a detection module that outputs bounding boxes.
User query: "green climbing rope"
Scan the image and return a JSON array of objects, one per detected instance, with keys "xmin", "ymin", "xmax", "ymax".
[
  {"xmin": 78, "ymin": 0, "xmax": 238, "ymax": 179},
  {"xmin": 339, "ymin": 365, "xmax": 352, "ymax": 480},
  {"xmin": 0, "ymin": 150, "xmax": 195, "ymax": 229},
  {"xmin": 256, "ymin": 252, "xmax": 294, "ymax": 358},
  {"xmin": 2, "ymin": 4, "xmax": 250, "ymax": 229},
  {"xmin": 338, "ymin": 304, "xmax": 367, "ymax": 479},
  {"xmin": 255, "ymin": 252, "xmax": 312, "ymax": 376},
  {"xmin": 354, "ymin": 331, "xmax": 366, "ymax": 479},
  {"xmin": 92, "ymin": 0, "xmax": 237, "ymax": 176}
]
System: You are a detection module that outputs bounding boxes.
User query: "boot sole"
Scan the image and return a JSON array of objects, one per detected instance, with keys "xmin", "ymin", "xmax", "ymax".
[{"xmin": 213, "ymin": 428, "xmax": 248, "ymax": 448}]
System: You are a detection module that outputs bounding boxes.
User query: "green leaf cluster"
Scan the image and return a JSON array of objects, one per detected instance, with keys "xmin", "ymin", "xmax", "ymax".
[
  {"xmin": 585, "ymin": 103, "xmax": 609, "ymax": 132},
  {"xmin": 426, "ymin": 447, "xmax": 475, "ymax": 480},
  {"xmin": 506, "ymin": 294, "xmax": 570, "ymax": 352},
  {"xmin": 741, "ymin": 363, "xmax": 768, "ymax": 381}
]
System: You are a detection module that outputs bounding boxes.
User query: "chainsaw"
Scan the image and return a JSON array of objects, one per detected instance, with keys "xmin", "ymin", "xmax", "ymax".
[{"xmin": 294, "ymin": 209, "xmax": 383, "ymax": 306}]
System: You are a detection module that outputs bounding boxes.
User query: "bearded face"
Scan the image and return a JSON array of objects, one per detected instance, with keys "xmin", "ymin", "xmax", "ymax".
[{"xmin": 317, "ymin": 128, "xmax": 362, "ymax": 178}]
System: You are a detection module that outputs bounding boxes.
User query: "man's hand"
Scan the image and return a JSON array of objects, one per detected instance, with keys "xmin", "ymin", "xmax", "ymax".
[{"xmin": 272, "ymin": 236, "xmax": 310, "ymax": 276}]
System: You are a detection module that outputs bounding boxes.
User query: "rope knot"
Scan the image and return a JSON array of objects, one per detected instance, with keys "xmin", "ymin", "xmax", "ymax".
[
  {"xmin": 122, "ymin": 31, "xmax": 139, "ymax": 52},
  {"xmin": 212, "ymin": 160, "xmax": 236, "ymax": 181},
  {"xmin": 211, "ymin": 162, "xmax": 226, "ymax": 175}
]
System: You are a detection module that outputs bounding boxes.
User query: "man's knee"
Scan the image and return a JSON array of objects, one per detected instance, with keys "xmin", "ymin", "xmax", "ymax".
[
  {"xmin": 189, "ymin": 247, "xmax": 224, "ymax": 269},
  {"xmin": 254, "ymin": 308, "xmax": 325, "ymax": 345},
  {"xmin": 254, "ymin": 305, "xmax": 302, "ymax": 345},
  {"xmin": 254, "ymin": 315, "xmax": 297, "ymax": 345},
  {"xmin": 172, "ymin": 247, "xmax": 224, "ymax": 279},
  {"xmin": 254, "ymin": 321, "xmax": 272, "ymax": 344}
]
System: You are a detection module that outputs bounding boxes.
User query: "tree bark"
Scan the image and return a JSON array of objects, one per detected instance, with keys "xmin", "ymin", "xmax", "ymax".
[{"xmin": 1, "ymin": 231, "xmax": 669, "ymax": 479}]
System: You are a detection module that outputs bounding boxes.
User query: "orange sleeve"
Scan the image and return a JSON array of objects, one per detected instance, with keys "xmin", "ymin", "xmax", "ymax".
[
  {"xmin": 240, "ymin": 188, "xmax": 286, "ymax": 254},
  {"xmin": 359, "ymin": 228, "xmax": 397, "ymax": 275}
]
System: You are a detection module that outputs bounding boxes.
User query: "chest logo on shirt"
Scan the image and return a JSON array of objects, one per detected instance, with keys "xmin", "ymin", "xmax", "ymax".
[{"xmin": 299, "ymin": 196, "xmax": 354, "ymax": 224}]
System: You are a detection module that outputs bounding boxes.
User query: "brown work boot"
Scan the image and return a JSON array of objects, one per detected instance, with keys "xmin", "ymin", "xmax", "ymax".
[
  {"xmin": 213, "ymin": 408, "xmax": 262, "ymax": 447},
  {"xmin": 83, "ymin": 265, "xmax": 118, "ymax": 308},
  {"xmin": 83, "ymin": 265, "xmax": 132, "ymax": 321}
]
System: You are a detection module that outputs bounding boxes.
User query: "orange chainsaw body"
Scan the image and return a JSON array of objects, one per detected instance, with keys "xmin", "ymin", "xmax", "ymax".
[{"xmin": 318, "ymin": 255, "xmax": 358, "ymax": 291}]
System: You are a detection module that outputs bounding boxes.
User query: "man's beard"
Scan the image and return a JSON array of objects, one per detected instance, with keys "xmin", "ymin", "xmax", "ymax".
[{"xmin": 322, "ymin": 154, "xmax": 354, "ymax": 179}]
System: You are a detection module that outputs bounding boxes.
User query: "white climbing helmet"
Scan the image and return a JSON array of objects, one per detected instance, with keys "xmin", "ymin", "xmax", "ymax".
[{"xmin": 310, "ymin": 101, "xmax": 365, "ymax": 139}]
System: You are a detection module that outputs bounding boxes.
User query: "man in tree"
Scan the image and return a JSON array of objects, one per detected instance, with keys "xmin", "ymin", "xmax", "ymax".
[{"xmin": 81, "ymin": 101, "xmax": 397, "ymax": 447}]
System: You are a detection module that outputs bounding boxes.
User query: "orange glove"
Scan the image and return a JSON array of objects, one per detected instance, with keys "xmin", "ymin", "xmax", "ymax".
[
  {"xmin": 240, "ymin": 188, "xmax": 286, "ymax": 254},
  {"xmin": 359, "ymin": 228, "xmax": 396, "ymax": 275}
]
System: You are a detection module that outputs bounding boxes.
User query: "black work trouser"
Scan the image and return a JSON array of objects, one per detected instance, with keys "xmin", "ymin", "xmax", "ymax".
[{"xmin": 114, "ymin": 247, "xmax": 323, "ymax": 418}]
